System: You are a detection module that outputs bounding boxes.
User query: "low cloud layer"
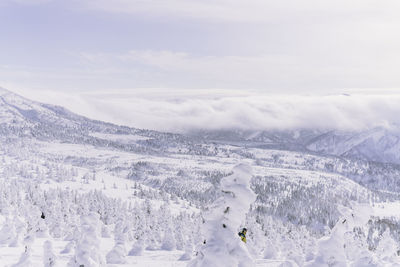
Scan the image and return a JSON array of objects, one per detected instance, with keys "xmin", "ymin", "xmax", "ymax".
[{"xmin": 12, "ymin": 88, "xmax": 400, "ymax": 133}]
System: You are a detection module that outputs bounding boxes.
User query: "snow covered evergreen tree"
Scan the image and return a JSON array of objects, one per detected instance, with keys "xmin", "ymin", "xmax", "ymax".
[
  {"xmin": 128, "ymin": 239, "xmax": 145, "ymax": 256},
  {"xmin": 68, "ymin": 212, "xmax": 105, "ymax": 267},
  {"xmin": 9, "ymin": 216, "xmax": 25, "ymax": 247},
  {"xmin": 0, "ymin": 217, "xmax": 16, "ymax": 245},
  {"xmin": 43, "ymin": 240, "xmax": 57, "ymax": 267},
  {"xmin": 106, "ymin": 220, "xmax": 127, "ymax": 264},
  {"xmin": 375, "ymin": 230, "xmax": 400, "ymax": 264},
  {"xmin": 305, "ymin": 205, "xmax": 373, "ymax": 267},
  {"xmin": 12, "ymin": 248, "xmax": 33, "ymax": 267},
  {"xmin": 61, "ymin": 241, "xmax": 75, "ymax": 254},
  {"xmin": 189, "ymin": 163, "xmax": 257, "ymax": 267}
]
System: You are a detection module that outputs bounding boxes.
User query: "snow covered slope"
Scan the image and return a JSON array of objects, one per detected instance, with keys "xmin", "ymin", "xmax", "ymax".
[
  {"xmin": 3, "ymin": 86, "xmax": 400, "ymax": 165},
  {"xmin": 1, "ymin": 88, "xmax": 400, "ymax": 266},
  {"xmin": 192, "ymin": 126, "xmax": 400, "ymax": 165},
  {"xmin": 306, "ymin": 126, "xmax": 400, "ymax": 164}
]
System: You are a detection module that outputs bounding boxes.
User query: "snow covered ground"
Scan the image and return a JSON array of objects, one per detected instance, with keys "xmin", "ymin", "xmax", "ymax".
[
  {"xmin": 1, "ymin": 136, "xmax": 400, "ymax": 266},
  {"xmin": 2, "ymin": 89, "xmax": 400, "ymax": 266},
  {"xmin": 0, "ymin": 234, "xmax": 188, "ymax": 267}
]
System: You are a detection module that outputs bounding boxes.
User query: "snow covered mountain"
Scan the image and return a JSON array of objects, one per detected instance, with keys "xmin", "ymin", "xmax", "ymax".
[
  {"xmin": 0, "ymin": 86, "xmax": 91, "ymax": 131},
  {"xmin": 306, "ymin": 126, "xmax": 400, "ymax": 164},
  {"xmin": 1, "ymin": 87, "xmax": 400, "ymax": 266},
  {"xmin": 0, "ymin": 87, "xmax": 196, "ymax": 155},
  {"xmin": 3, "ymin": 86, "xmax": 400, "ymax": 165},
  {"xmin": 192, "ymin": 126, "xmax": 400, "ymax": 165}
]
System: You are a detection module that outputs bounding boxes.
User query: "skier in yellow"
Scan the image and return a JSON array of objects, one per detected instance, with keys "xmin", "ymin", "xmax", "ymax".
[{"xmin": 238, "ymin": 228, "xmax": 247, "ymax": 243}]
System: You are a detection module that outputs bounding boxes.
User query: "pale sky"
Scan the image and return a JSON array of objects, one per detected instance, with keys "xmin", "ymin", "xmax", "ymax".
[
  {"xmin": 1, "ymin": 1, "xmax": 400, "ymax": 132},
  {"xmin": 2, "ymin": 0, "xmax": 400, "ymax": 92}
]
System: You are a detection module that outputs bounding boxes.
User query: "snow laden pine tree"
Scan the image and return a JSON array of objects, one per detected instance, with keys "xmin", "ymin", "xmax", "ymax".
[
  {"xmin": 68, "ymin": 212, "xmax": 105, "ymax": 267},
  {"xmin": 189, "ymin": 163, "xmax": 256, "ymax": 267},
  {"xmin": 305, "ymin": 204, "xmax": 374, "ymax": 267},
  {"xmin": 43, "ymin": 240, "xmax": 57, "ymax": 267},
  {"xmin": 106, "ymin": 220, "xmax": 128, "ymax": 264}
]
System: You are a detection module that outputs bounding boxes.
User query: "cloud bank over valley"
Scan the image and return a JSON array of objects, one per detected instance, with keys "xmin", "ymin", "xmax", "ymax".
[{"xmin": 11, "ymin": 88, "xmax": 400, "ymax": 133}]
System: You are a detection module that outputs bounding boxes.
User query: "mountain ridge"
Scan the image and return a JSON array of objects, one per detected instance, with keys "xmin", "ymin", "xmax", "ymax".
[{"xmin": 1, "ymin": 87, "xmax": 400, "ymax": 165}]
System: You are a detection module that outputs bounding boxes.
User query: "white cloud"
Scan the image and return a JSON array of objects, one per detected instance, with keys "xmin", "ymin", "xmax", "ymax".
[
  {"xmin": 79, "ymin": 0, "xmax": 400, "ymax": 23},
  {"xmin": 79, "ymin": 49, "xmax": 400, "ymax": 90},
  {"xmin": 12, "ymin": 88, "xmax": 400, "ymax": 133},
  {"xmin": 82, "ymin": 0, "xmax": 276, "ymax": 22}
]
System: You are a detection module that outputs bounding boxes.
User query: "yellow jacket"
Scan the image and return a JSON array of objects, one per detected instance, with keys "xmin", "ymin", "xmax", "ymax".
[{"xmin": 238, "ymin": 230, "xmax": 247, "ymax": 243}]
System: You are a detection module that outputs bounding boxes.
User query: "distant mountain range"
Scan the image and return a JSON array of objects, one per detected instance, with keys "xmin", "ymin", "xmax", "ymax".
[
  {"xmin": 1, "ymin": 86, "xmax": 400, "ymax": 165},
  {"xmin": 190, "ymin": 126, "xmax": 400, "ymax": 165}
]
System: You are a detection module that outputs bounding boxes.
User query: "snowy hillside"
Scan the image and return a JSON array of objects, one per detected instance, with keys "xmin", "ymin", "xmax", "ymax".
[
  {"xmin": 306, "ymin": 127, "xmax": 400, "ymax": 164},
  {"xmin": 1, "ymin": 88, "xmax": 400, "ymax": 266},
  {"xmin": 193, "ymin": 126, "xmax": 400, "ymax": 165}
]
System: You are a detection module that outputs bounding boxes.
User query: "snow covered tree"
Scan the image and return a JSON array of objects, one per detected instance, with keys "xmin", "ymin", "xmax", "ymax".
[
  {"xmin": 9, "ymin": 216, "xmax": 26, "ymax": 247},
  {"xmin": 68, "ymin": 212, "xmax": 105, "ymax": 267},
  {"xmin": 43, "ymin": 240, "xmax": 57, "ymax": 267},
  {"xmin": 305, "ymin": 205, "xmax": 372, "ymax": 267},
  {"xmin": 0, "ymin": 218, "xmax": 16, "ymax": 246},
  {"xmin": 161, "ymin": 229, "xmax": 176, "ymax": 251},
  {"xmin": 178, "ymin": 242, "xmax": 194, "ymax": 261},
  {"xmin": 106, "ymin": 220, "xmax": 127, "ymax": 264},
  {"xmin": 106, "ymin": 241, "xmax": 127, "ymax": 264},
  {"xmin": 158, "ymin": 203, "xmax": 177, "ymax": 251},
  {"xmin": 101, "ymin": 224, "xmax": 111, "ymax": 238},
  {"xmin": 376, "ymin": 230, "xmax": 400, "ymax": 264},
  {"xmin": 12, "ymin": 231, "xmax": 35, "ymax": 267},
  {"xmin": 263, "ymin": 240, "xmax": 278, "ymax": 260},
  {"xmin": 189, "ymin": 163, "xmax": 257, "ymax": 267},
  {"xmin": 12, "ymin": 247, "xmax": 33, "ymax": 267},
  {"xmin": 128, "ymin": 238, "xmax": 145, "ymax": 256},
  {"xmin": 61, "ymin": 241, "xmax": 75, "ymax": 254}
]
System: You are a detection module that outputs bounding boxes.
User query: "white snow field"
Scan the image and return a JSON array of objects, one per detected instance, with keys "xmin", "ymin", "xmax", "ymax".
[{"xmin": 2, "ymin": 88, "xmax": 400, "ymax": 266}]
